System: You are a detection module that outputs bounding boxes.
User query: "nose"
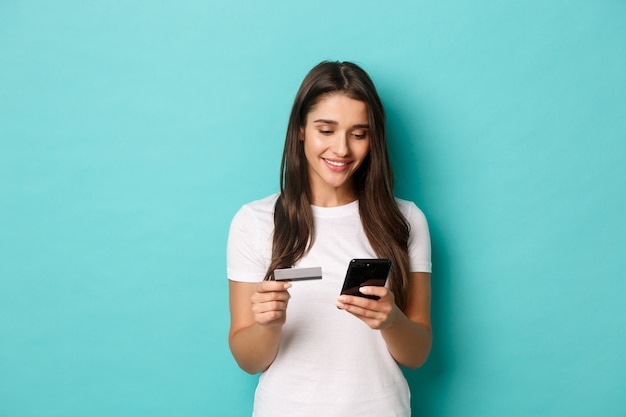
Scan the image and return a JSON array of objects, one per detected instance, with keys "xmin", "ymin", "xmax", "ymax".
[{"xmin": 331, "ymin": 132, "xmax": 350, "ymax": 157}]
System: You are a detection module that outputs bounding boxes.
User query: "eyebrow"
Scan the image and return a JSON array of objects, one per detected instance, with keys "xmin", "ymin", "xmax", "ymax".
[{"xmin": 312, "ymin": 119, "xmax": 370, "ymax": 129}]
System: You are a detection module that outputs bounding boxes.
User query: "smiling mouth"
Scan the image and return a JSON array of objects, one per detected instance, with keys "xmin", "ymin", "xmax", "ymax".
[{"xmin": 324, "ymin": 159, "xmax": 349, "ymax": 167}]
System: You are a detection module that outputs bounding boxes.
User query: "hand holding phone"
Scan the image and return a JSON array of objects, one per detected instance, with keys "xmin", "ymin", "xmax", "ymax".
[{"xmin": 340, "ymin": 258, "xmax": 391, "ymax": 300}]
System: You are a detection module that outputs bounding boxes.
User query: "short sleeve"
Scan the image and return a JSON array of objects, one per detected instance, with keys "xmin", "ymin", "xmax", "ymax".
[
  {"xmin": 226, "ymin": 205, "xmax": 271, "ymax": 282},
  {"xmin": 404, "ymin": 202, "xmax": 432, "ymax": 273}
]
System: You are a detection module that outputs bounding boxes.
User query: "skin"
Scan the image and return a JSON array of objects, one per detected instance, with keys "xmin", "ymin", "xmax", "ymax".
[
  {"xmin": 300, "ymin": 93, "xmax": 371, "ymax": 207},
  {"xmin": 228, "ymin": 93, "xmax": 432, "ymax": 374},
  {"xmin": 336, "ymin": 272, "xmax": 432, "ymax": 369}
]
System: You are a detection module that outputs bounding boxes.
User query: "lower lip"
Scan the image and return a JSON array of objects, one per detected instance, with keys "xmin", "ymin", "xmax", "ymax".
[{"xmin": 324, "ymin": 159, "xmax": 350, "ymax": 172}]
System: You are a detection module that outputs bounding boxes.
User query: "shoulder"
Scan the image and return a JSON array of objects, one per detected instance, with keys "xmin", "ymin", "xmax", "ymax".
[
  {"xmin": 241, "ymin": 193, "xmax": 279, "ymax": 213},
  {"xmin": 228, "ymin": 194, "xmax": 278, "ymax": 240},
  {"xmin": 232, "ymin": 193, "xmax": 279, "ymax": 221},
  {"xmin": 394, "ymin": 198, "xmax": 430, "ymax": 237},
  {"xmin": 395, "ymin": 198, "xmax": 427, "ymax": 223}
]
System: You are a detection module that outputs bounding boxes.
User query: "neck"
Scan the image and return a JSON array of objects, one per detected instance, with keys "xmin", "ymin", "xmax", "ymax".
[{"xmin": 310, "ymin": 190, "xmax": 357, "ymax": 207}]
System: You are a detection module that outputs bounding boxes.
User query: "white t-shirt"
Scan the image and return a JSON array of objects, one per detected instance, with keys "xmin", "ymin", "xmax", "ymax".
[{"xmin": 227, "ymin": 194, "xmax": 431, "ymax": 417}]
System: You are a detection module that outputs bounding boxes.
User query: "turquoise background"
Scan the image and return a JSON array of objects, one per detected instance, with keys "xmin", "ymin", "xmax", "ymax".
[{"xmin": 1, "ymin": 1, "xmax": 625, "ymax": 416}]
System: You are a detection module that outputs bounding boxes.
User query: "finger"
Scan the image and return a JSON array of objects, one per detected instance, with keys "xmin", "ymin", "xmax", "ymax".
[
  {"xmin": 336, "ymin": 298, "xmax": 380, "ymax": 317},
  {"xmin": 335, "ymin": 300, "xmax": 393, "ymax": 330},
  {"xmin": 358, "ymin": 286, "xmax": 389, "ymax": 299},
  {"xmin": 340, "ymin": 305, "xmax": 387, "ymax": 329},
  {"xmin": 256, "ymin": 281, "xmax": 292, "ymax": 293},
  {"xmin": 337, "ymin": 293, "xmax": 394, "ymax": 316},
  {"xmin": 337, "ymin": 294, "xmax": 382, "ymax": 310},
  {"xmin": 255, "ymin": 310, "xmax": 286, "ymax": 326},
  {"xmin": 253, "ymin": 300, "xmax": 289, "ymax": 314},
  {"xmin": 251, "ymin": 290, "xmax": 291, "ymax": 305},
  {"xmin": 252, "ymin": 282, "xmax": 292, "ymax": 305}
]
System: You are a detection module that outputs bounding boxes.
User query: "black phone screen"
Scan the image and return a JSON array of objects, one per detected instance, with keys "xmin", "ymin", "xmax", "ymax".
[{"xmin": 340, "ymin": 258, "xmax": 392, "ymax": 300}]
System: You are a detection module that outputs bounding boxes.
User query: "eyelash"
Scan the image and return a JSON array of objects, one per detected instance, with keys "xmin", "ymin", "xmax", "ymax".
[{"xmin": 318, "ymin": 130, "xmax": 368, "ymax": 139}]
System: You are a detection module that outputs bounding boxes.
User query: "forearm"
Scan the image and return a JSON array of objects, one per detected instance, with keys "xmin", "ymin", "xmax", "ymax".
[
  {"xmin": 381, "ymin": 311, "xmax": 432, "ymax": 369},
  {"xmin": 229, "ymin": 323, "xmax": 282, "ymax": 374}
]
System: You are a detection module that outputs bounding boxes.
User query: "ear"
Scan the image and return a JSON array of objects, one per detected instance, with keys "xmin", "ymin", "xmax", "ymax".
[{"xmin": 298, "ymin": 127, "xmax": 304, "ymax": 141}]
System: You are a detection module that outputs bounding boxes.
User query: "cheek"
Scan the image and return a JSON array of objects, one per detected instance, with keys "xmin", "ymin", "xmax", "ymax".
[
  {"xmin": 302, "ymin": 138, "xmax": 320, "ymax": 164},
  {"xmin": 355, "ymin": 140, "xmax": 371, "ymax": 159},
  {"xmin": 303, "ymin": 133, "xmax": 325, "ymax": 153}
]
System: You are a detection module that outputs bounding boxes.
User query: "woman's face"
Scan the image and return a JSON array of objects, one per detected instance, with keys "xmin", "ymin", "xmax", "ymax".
[{"xmin": 300, "ymin": 93, "xmax": 370, "ymax": 206}]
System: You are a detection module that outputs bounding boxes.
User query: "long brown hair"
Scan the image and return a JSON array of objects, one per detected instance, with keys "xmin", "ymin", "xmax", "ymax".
[{"xmin": 264, "ymin": 61, "xmax": 412, "ymax": 311}]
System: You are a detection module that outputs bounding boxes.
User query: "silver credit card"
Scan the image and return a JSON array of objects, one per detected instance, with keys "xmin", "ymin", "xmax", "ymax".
[{"xmin": 274, "ymin": 266, "xmax": 322, "ymax": 281}]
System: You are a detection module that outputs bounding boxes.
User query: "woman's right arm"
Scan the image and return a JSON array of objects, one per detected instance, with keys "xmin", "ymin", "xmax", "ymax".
[{"xmin": 228, "ymin": 280, "xmax": 292, "ymax": 374}]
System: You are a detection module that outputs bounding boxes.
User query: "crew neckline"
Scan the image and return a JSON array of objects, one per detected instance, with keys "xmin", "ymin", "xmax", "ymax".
[{"xmin": 311, "ymin": 199, "xmax": 359, "ymax": 218}]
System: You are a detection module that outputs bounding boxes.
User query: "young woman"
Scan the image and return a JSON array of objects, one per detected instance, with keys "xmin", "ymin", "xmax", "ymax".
[{"xmin": 227, "ymin": 61, "xmax": 432, "ymax": 417}]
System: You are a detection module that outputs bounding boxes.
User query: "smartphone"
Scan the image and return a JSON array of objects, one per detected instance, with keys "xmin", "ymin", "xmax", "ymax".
[{"xmin": 340, "ymin": 258, "xmax": 392, "ymax": 300}]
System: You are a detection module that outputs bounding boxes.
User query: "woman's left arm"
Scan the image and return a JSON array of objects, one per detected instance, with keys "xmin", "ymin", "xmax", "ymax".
[{"xmin": 336, "ymin": 271, "xmax": 432, "ymax": 369}]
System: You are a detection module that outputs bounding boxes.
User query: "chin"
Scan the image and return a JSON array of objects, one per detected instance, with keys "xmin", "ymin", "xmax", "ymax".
[{"xmin": 321, "ymin": 176, "xmax": 349, "ymax": 188}]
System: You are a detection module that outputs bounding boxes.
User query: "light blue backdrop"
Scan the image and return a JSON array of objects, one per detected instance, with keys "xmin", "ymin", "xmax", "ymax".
[{"xmin": 1, "ymin": 1, "xmax": 625, "ymax": 416}]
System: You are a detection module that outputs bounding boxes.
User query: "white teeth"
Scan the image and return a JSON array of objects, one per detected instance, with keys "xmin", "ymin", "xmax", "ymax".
[{"xmin": 325, "ymin": 159, "xmax": 347, "ymax": 167}]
